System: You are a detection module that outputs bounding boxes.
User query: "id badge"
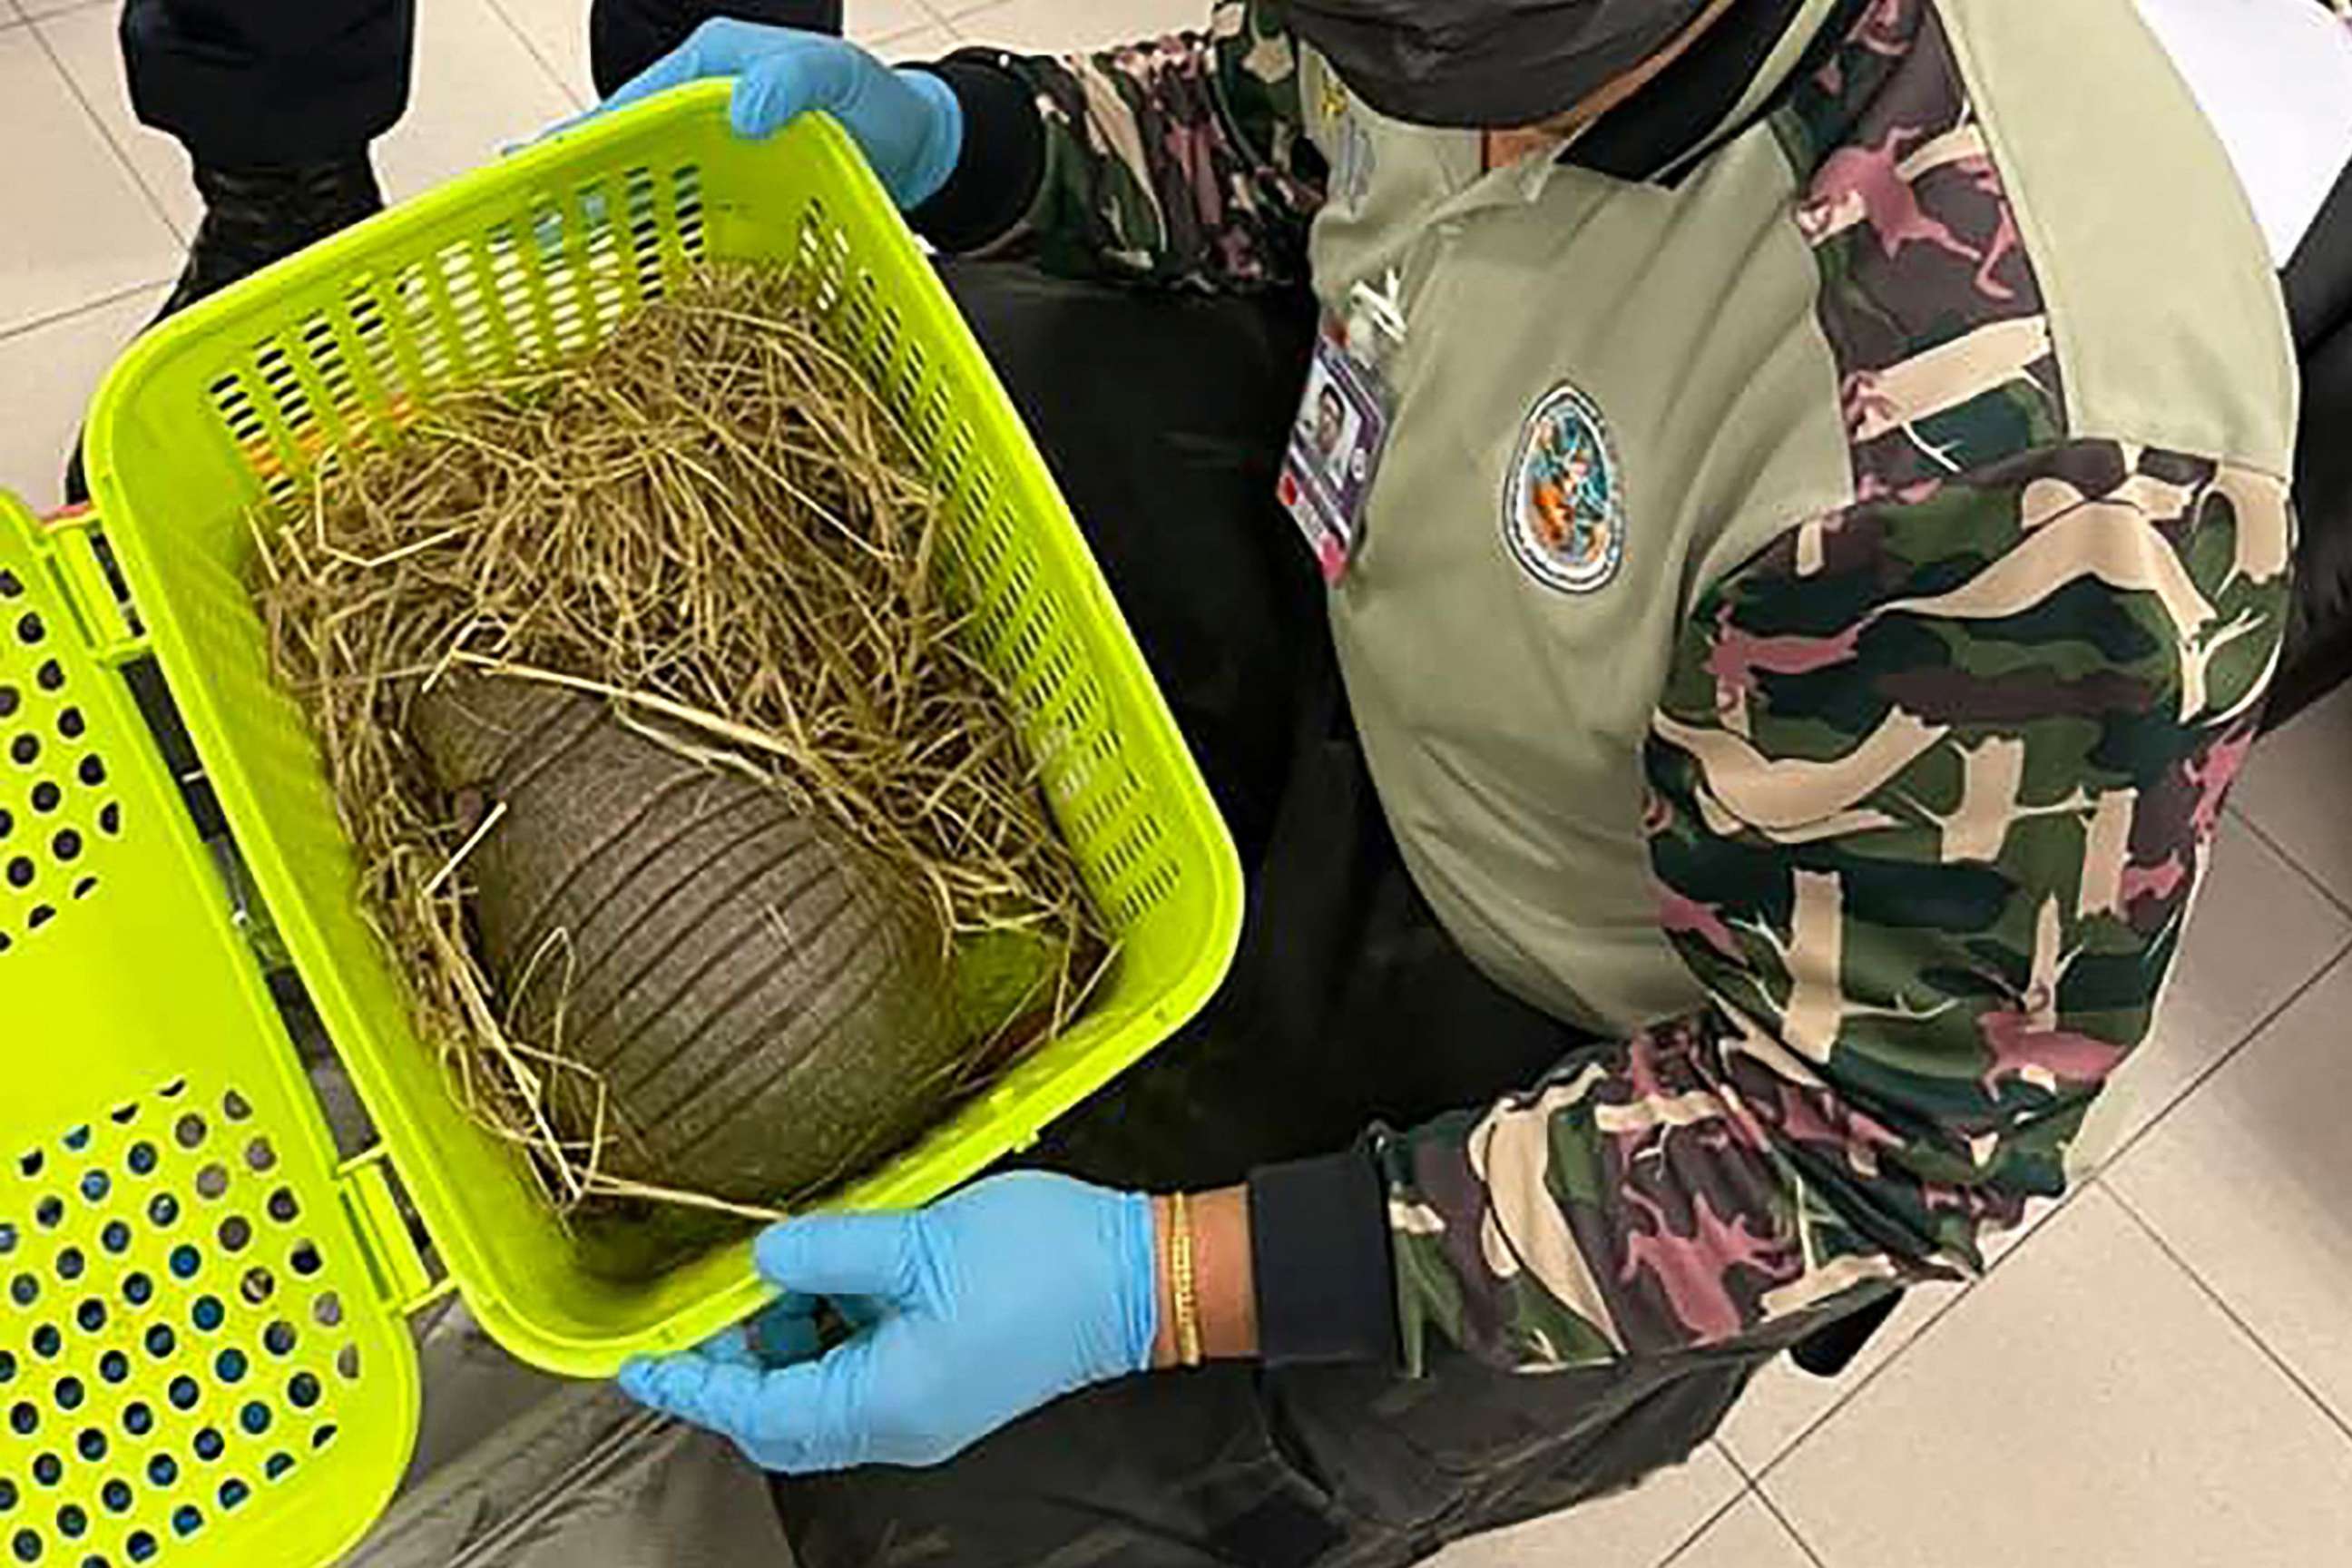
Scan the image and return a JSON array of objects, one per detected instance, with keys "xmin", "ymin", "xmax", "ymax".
[{"xmin": 1279, "ymin": 319, "xmax": 1392, "ymax": 585}]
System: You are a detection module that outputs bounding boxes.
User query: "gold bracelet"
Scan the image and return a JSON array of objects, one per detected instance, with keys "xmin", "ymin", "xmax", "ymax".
[{"xmin": 1168, "ymin": 1191, "xmax": 1204, "ymax": 1368}]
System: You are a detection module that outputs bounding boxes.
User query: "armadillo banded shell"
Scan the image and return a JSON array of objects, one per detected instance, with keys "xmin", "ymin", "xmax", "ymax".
[{"xmin": 408, "ymin": 675, "xmax": 960, "ymax": 1207}]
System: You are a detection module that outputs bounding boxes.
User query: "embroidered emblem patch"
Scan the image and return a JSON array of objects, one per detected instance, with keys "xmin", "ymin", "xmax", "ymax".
[{"xmin": 1503, "ymin": 383, "xmax": 1624, "ymax": 594}]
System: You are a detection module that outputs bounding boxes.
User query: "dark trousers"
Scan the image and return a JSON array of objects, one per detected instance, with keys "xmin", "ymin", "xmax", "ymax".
[
  {"xmin": 117, "ymin": 0, "xmax": 843, "ymax": 168},
  {"xmin": 2272, "ymin": 148, "xmax": 2352, "ymax": 729},
  {"xmin": 763, "ymin": 263, "xmax": 1778, "ymax": 1568}
]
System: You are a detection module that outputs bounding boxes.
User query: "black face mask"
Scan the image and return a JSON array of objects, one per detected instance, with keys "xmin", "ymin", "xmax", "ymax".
[{"xmin": 1288, "ymin": 0, "xmax": 1718, "ymax": 130}]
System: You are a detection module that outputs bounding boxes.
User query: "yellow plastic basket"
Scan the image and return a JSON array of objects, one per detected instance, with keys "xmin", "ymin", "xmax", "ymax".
[{"xmin": 0, "ymin": 84, "xmax": 1240, "ymax": 1565}]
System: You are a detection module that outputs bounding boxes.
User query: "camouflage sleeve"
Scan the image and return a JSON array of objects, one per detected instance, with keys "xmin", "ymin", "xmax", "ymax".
[
  {"xmin": 1377, "ymin": 441, "xmax": 2296, "ymax": 1373},
  {"xmin": 990, "ymin": 0, "xmax": 1325, "ymax": 288}
]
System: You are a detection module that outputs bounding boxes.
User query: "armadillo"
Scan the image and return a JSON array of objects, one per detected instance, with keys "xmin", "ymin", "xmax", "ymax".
[{"xmin": 407, "ymin": 674, "xmax": 965, "ymax": 1230}]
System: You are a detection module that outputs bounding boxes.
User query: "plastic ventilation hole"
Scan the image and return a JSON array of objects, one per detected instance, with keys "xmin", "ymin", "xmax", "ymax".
[
  {"xmin": 2, "ymin": 1083, "xmax": 360, "ymax": 1562},
  {"xmin": 0, "ymin": 568, "xmax": 121, "ymax": 955}
]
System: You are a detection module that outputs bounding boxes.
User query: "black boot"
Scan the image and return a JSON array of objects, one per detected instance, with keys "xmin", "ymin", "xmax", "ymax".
[{"xmin": 65, "ymin": 155, "xmax": 385, "ymax": 506}]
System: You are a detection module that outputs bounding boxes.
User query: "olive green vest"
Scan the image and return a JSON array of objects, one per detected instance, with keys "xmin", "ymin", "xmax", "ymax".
[{"xmin": 1304, "ymin": 0, "xmax": 2295, "ymax": 1033}]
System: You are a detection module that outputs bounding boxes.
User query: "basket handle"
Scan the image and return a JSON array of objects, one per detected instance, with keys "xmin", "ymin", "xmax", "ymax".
[
  {"xmin": 36, "ymin": 501, "xmax": 147, "ymax": 661},
  {"xmin": 22, "ymin": 492, "xmax": 457, "ymax": 1323}
]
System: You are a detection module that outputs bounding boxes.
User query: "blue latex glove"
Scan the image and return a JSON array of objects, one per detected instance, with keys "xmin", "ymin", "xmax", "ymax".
[
  {"xmin": 596, "ymin": 18, "xmax": 964, "ymax": 209},
  {"xmin": 619, "ymin": 1172, "xmax": 1159, "ymax": 1472}
]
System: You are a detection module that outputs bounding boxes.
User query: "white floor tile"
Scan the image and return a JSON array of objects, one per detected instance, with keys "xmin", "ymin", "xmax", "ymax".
[
  {"xmin": 2232, "ymin": 683, "xmax": 2352, "ymax": 913},
  {"xmin": 1668, "ymin": 1495, "xmax": 1817, "ymax": 1568},
  {"xmin": 39, "ymin": 0, "xmax": 574, "ymax": 229},
  {"xmin": 871, "ymin": 24, "xmax": 960, "ymax": 60},
  {"xmin": 486, "ymin": 0, "xmax": 953, "ymax": 113},
  {"xmin": 2109, "ymin": 951, "xmax": 2352, "ymax": 1430},
  {"xmin": 0, "ymin": 28, "xmax": 180, "ymax": 336},
  {"xmin": 0, "ymin": 287, "xmax": 168, "ymax": 512},
  {"xmin": 1769, "ymin": 1187, "xmax": 2352, "ymax": 1568},
  {"xmin": 849, "ymin": 0, "xmax": 950, "ymax": 47},
  {"xmin": 14, "ymin": 0, "xmax": 95, "ymax": 25},
  {"xmin": 377, "ymin": 0, "xmax": 577, "ymax": 205},
  {"xmin": 951, "ymin": 0, "xmax": 1201, "ymax": 53},
  {"xmin": 1717, "ymin": 1281, "xmax": 1964, "ymax": 1478},
  {"xmin": 1429, "ymin": 1443, "xmax": 1744, "ymax": 1568},
  {"xmin": 34, "ymin": 0, "xmax": 201, "ymax": 240},
  {"xmin": 1720, "ymin": 811, "xmax": 2347, "ymax": 1475},
  {"xmin": 488, "ymin": 0, "xmax": 596, "ymax": 108},
  {"xmin": 2069, "ymin": 810, "xmax": 2352, "ymax": 1177}
]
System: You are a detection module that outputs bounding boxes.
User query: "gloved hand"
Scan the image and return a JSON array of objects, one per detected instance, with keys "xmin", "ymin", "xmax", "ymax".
[
  {"xmin": 618, "ymin": 1172, "xmax": 1159, "ymax": 1472},
  {"xmin": 596, "ymin": 18, "xmax": 964, "ymax": 209}
]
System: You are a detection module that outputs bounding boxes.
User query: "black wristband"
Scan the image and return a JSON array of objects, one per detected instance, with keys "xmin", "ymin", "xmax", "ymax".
[
  {"xmin": 905, "ymin": 53, "xmax": 1045, "ymax": 254},
  {"xmin": 1248, "ymin": 1146, "xmax": 1403, "ymax": 1367}
]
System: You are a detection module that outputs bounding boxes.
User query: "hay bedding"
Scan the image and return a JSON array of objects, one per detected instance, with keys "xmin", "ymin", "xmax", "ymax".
[{"xmin": 251, "ymin": 263, "xmax": 1103, "ymax": 1266}]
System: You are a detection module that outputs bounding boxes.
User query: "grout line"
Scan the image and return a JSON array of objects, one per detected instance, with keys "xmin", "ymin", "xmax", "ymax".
[
  {"xmin": 1745, "ymin": 1279, "xmax": 1973, "ymax": 1484},
  {"xmin": 2094, "ymin": 937, "xmax": 2352, "ymax": 1182},
  {"xmin": 1742, "ymin": 1206, "xmax": 2122, "ymax": 1490},
  {"xmin": 892, "ymin": 0, "xmax": 982, "ymax": 47},
  {"xmin": 0, "ymin": 275, "xmax": 174, "ymax": 348},
  {"xmin": 1742, "ymin": 1169, "xmax": 2123, "ymax": 1478},
  {"xmin": 1740, "ymin": 879, "xmax": 2352, "ymax": 1482},
  {"xmin": 2105, "ymin": 1180, "xmax": 2352, "ymax": 1452},
  {"xmin": 867, "ymin": 16, "xmax": 961, "ymax": 51},
  {"xmin": 1752, "ymin": 1485, "xmax": 1832, "ymax": 1568},
  {"xmin": 2229, "ymin": 802, "xmax": 2352, "ymax": 923},
  {"xmin": 481, "ymin": 0, "xmax": 590, "ymax": 112},
  {"xmin": 1651, "ymin": 1483, "xmax": 1756, "ymax": 1568},
  {"xmin": 13, "ymin": 0, "xmax": 113, "ymax": 22},
  {"xmin": 1712, "ymin": 1436, "xmax": 1754, "ymax": 1486},
  {"xmin": 22, "ymin": 5, "xmax": 193, "ymax": 247}
]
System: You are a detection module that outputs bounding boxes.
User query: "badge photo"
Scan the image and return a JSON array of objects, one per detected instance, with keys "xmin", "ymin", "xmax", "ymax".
[
  {"xmin": 1504, "ymin": 383, "xmax": 1624, "ymax": 594},
  {"xmin": 1279, "ymin": 323, "xmax": 1390, "ymax": 585}
]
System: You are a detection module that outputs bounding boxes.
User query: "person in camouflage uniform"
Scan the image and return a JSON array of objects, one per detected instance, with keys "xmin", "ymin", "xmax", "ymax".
[{"xmin": 593, "ymin": 0, "xmax": 2328, "ymax": 1563}]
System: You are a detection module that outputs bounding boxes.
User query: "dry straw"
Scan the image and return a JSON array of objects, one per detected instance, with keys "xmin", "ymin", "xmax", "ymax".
[{"xmin": 251, "ymin": 262, "xmax": 1105, "ymax": 1227}]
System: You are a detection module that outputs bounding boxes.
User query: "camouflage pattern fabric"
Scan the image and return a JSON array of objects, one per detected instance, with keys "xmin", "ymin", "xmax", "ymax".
[
  {"xmin": 982, "ymin": 0, "xmax": 2297, "ymax": 1375},
  {"xmin": 999, "ymin": 0, "xmax": 1325, "ymax": 288},
  {"xmin": 1772, "ymin": 0, "xmax": 2063, "ymax": 503},
  {"xmin": 1382, "ymin": 439, "xmax": 2292, "ymax": 1370},
  {"xmin": 1376, "ymin": 0, "xmax": 2296, "ymax": 1373}
]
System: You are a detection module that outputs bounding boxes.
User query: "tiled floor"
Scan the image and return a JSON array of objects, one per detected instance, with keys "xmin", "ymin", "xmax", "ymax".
[{"xmin": 5, "ymin": 3, "xmax": 2350, "ymax": 1564}]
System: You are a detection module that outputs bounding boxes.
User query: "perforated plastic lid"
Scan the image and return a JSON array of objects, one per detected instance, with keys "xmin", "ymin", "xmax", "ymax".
[{"xmin": 0, "ymin": 494, "xmax": 419, "ymax": 1568}]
